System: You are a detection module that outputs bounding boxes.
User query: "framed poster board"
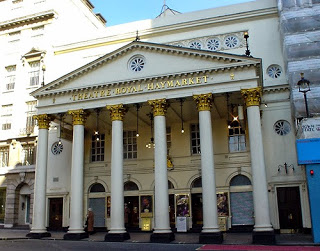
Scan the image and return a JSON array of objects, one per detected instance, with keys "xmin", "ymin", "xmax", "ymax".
[
  {"xmin": 107, "ymin": 196, "xmax": 111, "ymax": 218},
  {"xmin": 217, "ymin": 192, "xmax": 229, "ymax": 216},
  {"xmin": 176, "ymin": 194, "xmax": 190, "ymax": 217},
  {"xmin": 140, "ymin": 195, "xmax": 152, "ymax": 217}
]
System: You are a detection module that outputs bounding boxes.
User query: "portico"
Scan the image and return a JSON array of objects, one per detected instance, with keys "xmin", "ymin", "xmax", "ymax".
[{"xmin": 28, "ymin": 41, "xmax": 274, "ymax": 244}]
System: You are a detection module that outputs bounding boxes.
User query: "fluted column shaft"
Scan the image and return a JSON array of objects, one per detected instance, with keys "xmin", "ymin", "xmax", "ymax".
[
  {"xmin": 241, "ymin": 88, "xmax": 273, "ymax": 232},
  {"xmin": 194, "ymin": 94, "xmax": 220, "ymax": 233},
  {"xmin": 30, "ymin": 114, "xmax": 52, "ymax": 233},
  {"xmin": 107, "ymin": 104, "xmax": 128, "ymax": 233},
  {"xmin": 148, "ymin": 99, "xmax": 171, "ymax": 233}
]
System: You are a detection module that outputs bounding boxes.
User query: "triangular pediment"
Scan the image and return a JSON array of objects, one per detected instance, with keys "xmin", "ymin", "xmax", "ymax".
[{"xmin": 32, "ymin": 41, "xmax": 261, "ymax": 98}]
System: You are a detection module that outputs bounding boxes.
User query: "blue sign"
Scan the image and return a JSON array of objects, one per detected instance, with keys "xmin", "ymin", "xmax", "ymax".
[{"xmin": 296, "ymin": 138, "xmax": 320, "ymax": 164}]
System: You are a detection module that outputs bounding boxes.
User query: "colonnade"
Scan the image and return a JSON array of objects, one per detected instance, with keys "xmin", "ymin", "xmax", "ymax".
[{"xmin": 27, "ymin": 87, "xmax": 274, "ymax": 244}]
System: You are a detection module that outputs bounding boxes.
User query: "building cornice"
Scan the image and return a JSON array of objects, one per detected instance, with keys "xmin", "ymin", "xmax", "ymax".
[
  {"xmin": 0, "ymin": 10, "xmax": 55, "ymax": 31},
  {"xmin": 263, "ymin": 84, "xmax": 290, "ymax": 93},
  {"xmin": 54, "ymin": 7, "xmax": 278, "ymax": 55}
]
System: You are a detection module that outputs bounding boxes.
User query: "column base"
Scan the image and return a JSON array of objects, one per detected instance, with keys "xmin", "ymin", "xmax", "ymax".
[
  {"xmin": 199, "ymin": 232, "xmax": 223, "ymax": 244},
  {"xmin": 63, "ymin": 232, "xmax": 88, "ymax": 240},
  {"xmin": 252, "ymin": 230, "xmax": 276, "ymax": 245},
  {"xmin": 104, "ymin": 232, "xmax": 130, "ymax": 242},
  {"xmin": 150, "ymin": 232, "xmax": 175, "ymax": 243},
  {"xmin": 26, "ymin": 232, "xmax": 51, "ymax": 239}
]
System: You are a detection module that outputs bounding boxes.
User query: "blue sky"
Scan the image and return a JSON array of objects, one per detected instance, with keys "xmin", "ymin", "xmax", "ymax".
[{"xmin": 90, "ymin": 0, "xmax": 253, "ymax": 27}]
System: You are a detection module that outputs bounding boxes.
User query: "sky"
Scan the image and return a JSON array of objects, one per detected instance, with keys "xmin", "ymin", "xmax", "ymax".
[{"xmin": 90, "ymin": 0, "xmax": 254, "ymax": 27}]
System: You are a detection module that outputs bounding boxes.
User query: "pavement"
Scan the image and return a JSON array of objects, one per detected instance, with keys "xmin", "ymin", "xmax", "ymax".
[{"xmin": 0, "ymin": 228, "xmax": 318, "ymax": 247}]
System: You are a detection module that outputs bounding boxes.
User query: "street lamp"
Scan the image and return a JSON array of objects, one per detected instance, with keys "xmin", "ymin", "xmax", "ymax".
[{"xmin": 297, "ymin": 73, "xmax": 311, "ymax": 118}]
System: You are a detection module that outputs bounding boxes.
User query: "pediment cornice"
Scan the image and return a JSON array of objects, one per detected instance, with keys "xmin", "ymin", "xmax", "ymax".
[{"xmin": 32, "ymin": 41, "xmax": 261, "ymax": 98}]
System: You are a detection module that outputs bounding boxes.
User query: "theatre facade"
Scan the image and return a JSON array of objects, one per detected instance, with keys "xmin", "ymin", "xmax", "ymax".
[{"xmin": 26, "ymin": 40, "xmax": 307, "ymax": 243}]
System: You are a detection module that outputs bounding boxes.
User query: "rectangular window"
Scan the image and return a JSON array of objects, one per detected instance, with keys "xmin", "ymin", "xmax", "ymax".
[
  {"xmin": 0, "ymin": 147, "xmax": 9, "ymax": 167},
  {"xmin": 1, "ymin": 104, "xmax": 12, "ymax": 131},
  {"xmin": 25, "ymin": 101, "xmax": 37, "ymax": 134},
  {"xmin": 28, "ymin": 61, "xmax": 40, "ymax": 87},
  {"xmin": 91, "ymin": 134, "xmax": 105, "ymax": 162},
  {"xmin": 21, "ymin": 145, "xmax": 35, "ymax": 165},
  {"xmin": 191, "ymin": 124, "xmax": 201, "ymax": 154},
  {"xmin": 5, "ymin": 65, "xmax": 16, "ymax": 91},
  {"xmin": 123, "ymin": 131, "xmax": 137, "ymax": 159},
  {"xmin": 228, "ymin": 122, "xmax": 246, "ymax": 152}
]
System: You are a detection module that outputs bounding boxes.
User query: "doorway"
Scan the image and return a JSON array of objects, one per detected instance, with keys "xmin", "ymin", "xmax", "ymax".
[
  {"xmin": 88, "ymin": 197, "xmax": 105, "ymax": 228},
  {"xmin": 49, "ymin": 198, "xmax": 63, "ymax": 230},
  {"xmin": 191, "ymin": 193, "xmax": 203, "ymax": 228},
  {"xmin": 277, "ymin": 186, "xmax": 303, "ymax": 232},
  {"xmin": 124, "ymin": 196, "xmax": 139, "ymax": 230}
]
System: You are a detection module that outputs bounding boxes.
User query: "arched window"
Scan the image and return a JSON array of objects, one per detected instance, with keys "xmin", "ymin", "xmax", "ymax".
[
  {"xmin": 90, "ymin": 183, "xmax": 105, "ymax": 193},
  {"xmin": 192, "ymin": 177, "xmax": 202, "ymax": 188},
  {"xmin": 124, "ymin": 181, "xmax": 139, "ymax": 191},
  {"xmin": 230, "ymin": 175, "xmax": 251, "ymax": 186},
  {"xmin": 168, "ymin": 180, "xmax": 174, "ymax": 189}
]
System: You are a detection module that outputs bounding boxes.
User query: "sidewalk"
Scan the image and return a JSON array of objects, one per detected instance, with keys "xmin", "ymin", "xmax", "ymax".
[{"xmin": 0, "ymin": 229, "xmax": 317, "ymax": 246}]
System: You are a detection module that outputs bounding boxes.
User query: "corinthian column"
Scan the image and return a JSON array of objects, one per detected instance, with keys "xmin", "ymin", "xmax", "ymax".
[
  {"xmin": 148, "ymin": 99, "xmax": 174, "ymax": 243},
  {"xmin": 27, "ymin": 114, "xmax": 52, "ymax": 239},
  {"xmin": 241, "ymin": 87, "xmax": 275, "ymax": 244},
  {"xmin": 64, "ymin": 109, "xmax": 88, "ymax": 240},
  {"xmin": 193, "ymin": 93, "xmax": 223, "ymax": 244},
  {"xmin": 105, "ymin": 104, "xmax": 130, "ymax": 242}
]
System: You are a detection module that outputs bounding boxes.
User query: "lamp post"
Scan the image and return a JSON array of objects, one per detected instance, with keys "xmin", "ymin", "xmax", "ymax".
[
  {"xmin": 244, "ymin": 31, "xmax": 251, "ymax": 57},
  {"xmin": 297, "ymin": 73, "xmax": 311, "ymax": 118}
]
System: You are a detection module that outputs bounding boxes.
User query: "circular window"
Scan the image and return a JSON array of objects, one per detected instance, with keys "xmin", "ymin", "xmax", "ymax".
[
  {"xmin": 267, "ymin": 65, "xmax": 282, "ymax": 79},
  {"xmin": 189, "ymin": 41, "xmax": 202, "ymax": 49},
  {"xmin": 224, "ymin": 36, "xmax": 239, "ymax": 48},
  {"xmin": 274, "ymin": 120, "xmax": 291, "ymax": 136},
  {"xmin": 129, "ymin": 55, "xmax": 145, "ymax": 72},
  {"xmin": 207, "ymin": 38, "xmax": 221, "ymax": 51},
  {"xmin": 51, "ymin": 141, "xmax": 63, "ymax": 155}
]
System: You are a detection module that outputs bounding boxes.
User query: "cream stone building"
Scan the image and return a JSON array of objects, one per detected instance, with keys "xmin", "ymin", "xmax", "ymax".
[{"xmin": 0, "ymin": 0, "xmax": 314, "ymax": 245}]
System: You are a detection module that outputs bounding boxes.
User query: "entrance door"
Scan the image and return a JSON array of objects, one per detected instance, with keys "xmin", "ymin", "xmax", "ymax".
[
  {"xmin": 49, "ymin": 198, "xmax": 63, "ymax": 230},
  {"xmin": 230, "ymin": 192, "xmax": 254, "ymax": 227},
  {"xmin": 277, "ymin": 187, "xmax": 303, "ymax": 231},
  {"xmin": 89, "ymin": 198, "xmax": 105, "ymax": 227},
  {"xmin": 191, "ymin": 193, "xmax": 203, "ymax": 228},
  {"xmin": 124, "ymin": 196, "xmax": 139, "ymax": 229}
]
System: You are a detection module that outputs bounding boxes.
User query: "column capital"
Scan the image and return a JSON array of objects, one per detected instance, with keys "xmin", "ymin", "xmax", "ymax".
[
  {"xmin": 148, "ymin": 99, "xmax": 168, "ymax": 116},
  {"xmin": 107, "ymin": 104, "xmax": 128, "ymax": 121},
  {"xmin": 193, "ymin": 93, "xmax": 213, "ymax": 111},
  {"xmin": 33, "ymin": 114, "xmax": 53, "ymax": 129},
  {"xmin": 241, "ymin": 87, "xmax": 262, "ymax": 107},
  {"xmin": 68, "ymin": 109, "xmax": 88, "ymax": 125}
]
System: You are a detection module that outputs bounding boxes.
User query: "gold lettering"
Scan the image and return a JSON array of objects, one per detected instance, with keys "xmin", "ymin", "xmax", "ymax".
[
  {"xmin": 93, "ymin": 91, "xmax": 98, "ymax": 98},
  {"xmin": 100, "ymin": 90, "xmax": 105, "ymax": 97},
  {"xmin": 132, "ymin": 86, "xmax": 137, "ymax": 92},
  {"xmin": 203, "ymin": 75, "xmax": 208, "ymax": 83},
  {"xmin": 106, "ymin": 89, "xmax": 111, "ymax": 96},
  {"xmin": 84, "ymin": 93, "xmax": 89, "ymax": 99},
  {"xmin": 115, "ymin": 88, "xmax": 121, "ymax": 95},
  {"xmin": 148, "ymin": 83, "xmax": 154, "ymax": 90},
  {"xmin": 175, "ymin": 80, "xmax": 181, "ymax": 87},
  {"xmin": 78, "ymin": 93, "xmax": 83, "ymax": 100},
  {"xmin": 72, "ymin": 94, "xmax": 77, "ymax": 101},
  {"xmin": 160, "ymin": 82, "xmax": 166, "ymax": 88},
  {"xmin": 167, "ymin": 80, "xmax": 174, "ymax": 88},
  {"xmin": 189, "ymin": 78, "xmax": 194, "ymax": 85},
  {"xmin": 89, "ymin": 92, "xmax": 94, "ymax": 99},
  {"xmin": 182, "ymin": 79, "xmax": 188, "ymax": 86},
  {"xmin": 121, "ymin": 87, "xmax": 127, "ymax": 94},
  {"xmin": 196, "ymin": 77, "xmax": 201, "ymax": 84},
  {"xmin": 155, "ymin": 83, "xmax": 162, "ymax": 89},
  {"xmin": 138, "ymin": 84, "xmax": 143, "ymax": 92}
]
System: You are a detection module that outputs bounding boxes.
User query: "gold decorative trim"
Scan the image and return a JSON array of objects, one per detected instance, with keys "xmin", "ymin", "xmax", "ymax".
[
  {"xmin": 106, "ymin": 104, "xmax": 128, "ymax": 121},
  {"xmin": 241, "ymin": 87, "xmax": 262, "ymax": 107},
  {"xmin": 68, "ymin": 109, "xmax": 88, "ymax": 125},
  {"xmin": 193, "ymin": 93, "xmax": 213, "ymax": 111},
  {"xmin": 148, "ymin": 99, "xmax": 168, "ymax": 116},
  {"xmin": 33, "ymin": 114, "xmax": 52, "ymax": 129}
]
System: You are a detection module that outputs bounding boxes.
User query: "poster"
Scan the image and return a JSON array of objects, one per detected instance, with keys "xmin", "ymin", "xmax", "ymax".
[
  {"xmin": 141, "ymin": 195, "xmax": 152, "ymax": 213},
  {"xmin": 217, "ymin": 192, "xmax": 229, "ymax": 216},
  {"xmin": 107, "ymin": 196, "xmax": 111, "ymax": 218},
  {"xmin": 176, "ymin": 194, "xmax": 190, "ymax": 217}
]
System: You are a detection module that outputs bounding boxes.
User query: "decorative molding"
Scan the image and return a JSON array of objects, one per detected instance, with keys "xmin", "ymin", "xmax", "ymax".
[
  {"xmin": 241, "ymin": 87, "xmax": 262, "ymax": 107},
  {"xmin": 148, "ymin": 99, "xmax": 168, "ymax": 116},
  {"xmin": 33, "ymin": 114, "xmax": 52, "ymax": 129},
  {"xmin": 68, "ymin": 109, "xmax": 88, "ymax": 125},
  {"xmin": 106, "ymin": 104, "xmax": 128, "ymax": 121},
  {"xmin": 193, "ymin": 93, "xmax": 213, "ymax": 111}
]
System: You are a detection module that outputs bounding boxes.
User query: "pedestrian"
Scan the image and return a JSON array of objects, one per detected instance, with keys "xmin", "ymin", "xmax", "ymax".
[{"xmin": 87, "ymin": 208, "xmax": 95, "ymax": 235}]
